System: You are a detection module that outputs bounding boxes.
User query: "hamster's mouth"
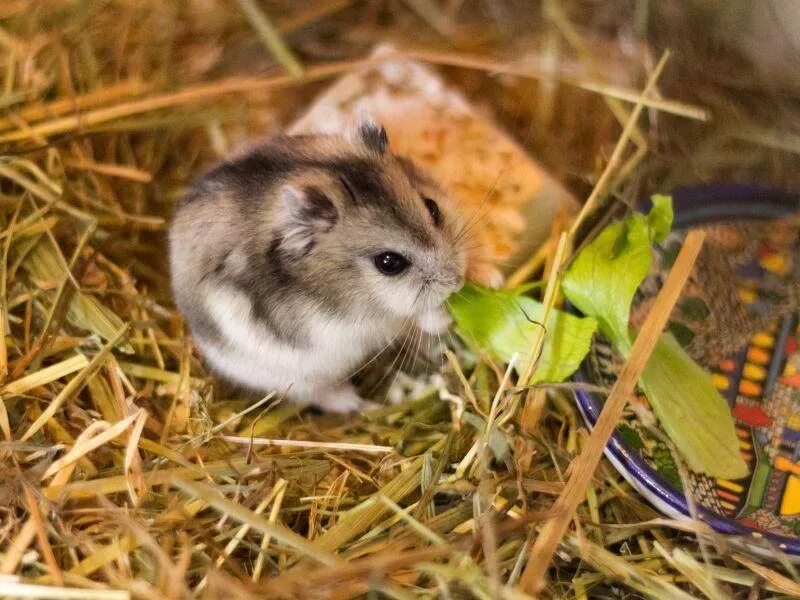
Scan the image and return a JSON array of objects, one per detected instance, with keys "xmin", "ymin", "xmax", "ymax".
[{"xmin": 419, "ymin": 285, "xmax": 462, "ymax": 312}]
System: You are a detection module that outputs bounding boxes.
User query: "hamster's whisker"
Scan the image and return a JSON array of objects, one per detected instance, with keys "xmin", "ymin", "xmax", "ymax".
[
  {"xmin": 452, "ymin": 218, "xmax": 491, "ymax": 257},
  {"xmin": 341, "ymin": 311, "xmax": 416, "ymax": 384},
  {"xmin": 455, "ymin": 200, "xmax": 493, "ymax": 234},
  {"xmin": 389, "ymin": 286, "xmax": 430, "ymax": 391},
  {"xmin": 455, "ymin": 240, "xmax": 496, "ymax": 253},
  {"xmin": 455, "ymin": 234, "xmax": 539, "ymax": 266},
  {"xmin": 409, "ymin": 324, "xmax": 426, "ymax": 377},
  {"xmin": 404, "ymin": 293, "xmax": 427, "ymax": 371},
  {"xmin": 452, "ymin": 168, "xmax": 506, "ymax": 243},
  {"xmin": 451, "ymin": 209, "xmax": 482, "ymax": 245},
  {"xmin": 373, "ymin": 322, "xmax": 418, "ymax": 399},
  {"xmin": 398, "ymin": 325, "xmax": 421, "ymax": 378},
  {"xmin": 452, "ymin": 206, "xmax": 492, "ymax": 246},
  {"xmin": 450, "ymin": 289, "xmax": 473, "ymax": 303},
  {"xmin": 363, "ymin": 285, "xmax": 427, "ymax": 398},
  {"xmin": 448, "ymin": 329, "xmax": 460, "ymax": 349},
  {"xmin": 366, "ymin": 281, "xmax": 425, "ymax": 371},
  {"xmin": 435, "ymin": 329, "xmax": 447, "ymax": 374}
]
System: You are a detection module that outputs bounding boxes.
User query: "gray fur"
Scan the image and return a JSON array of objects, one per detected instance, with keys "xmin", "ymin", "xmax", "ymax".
[{"xmin": 169, "ymin": 126, "xmax": 468, "ymax": 411}]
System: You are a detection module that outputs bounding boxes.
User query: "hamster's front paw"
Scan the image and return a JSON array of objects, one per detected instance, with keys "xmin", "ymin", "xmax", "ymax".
[
  {"xmin": 313, "ymin": 384, "xmax": 368, "ymax": 414},
  {"xmin": 417, "ymin": 307, "xmax": 452, "ymax": 335}
]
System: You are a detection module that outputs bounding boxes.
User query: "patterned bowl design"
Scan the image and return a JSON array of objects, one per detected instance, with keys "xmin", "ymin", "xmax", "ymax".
[{"xmin": 573, "ymin": 184, "xmax": 800, "ymax": 555}]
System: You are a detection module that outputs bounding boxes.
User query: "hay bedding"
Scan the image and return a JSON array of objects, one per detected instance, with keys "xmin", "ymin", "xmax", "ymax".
[{"xmin": 1, "ymin": 1, "xmax": 799, "ymax": 599}]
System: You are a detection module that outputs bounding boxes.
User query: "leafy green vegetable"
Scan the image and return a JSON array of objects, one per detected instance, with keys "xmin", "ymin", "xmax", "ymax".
[
  {"xmin": 561, "ymin": 196, "xmax": 748, "ymax": 479},
  {"xmin": 560, "ymin": 197, "xmax": 673, "ymax": 354},
  {"xmin": 640, "ymin": 333, "xmax": 749, "ymax": 479},
  {"xmin": 448, "ymin": 284, "xmax": 597, "ymax": 384},
  {"xmin": 647, "ymin": 194, "xmax": 674, "ymax": 243},
  {"xmin": 449, "ymin": 196, "xmax": 746, "ymax": 479}
]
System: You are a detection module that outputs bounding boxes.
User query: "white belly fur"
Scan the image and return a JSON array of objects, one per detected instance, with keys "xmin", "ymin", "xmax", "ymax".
[{"xmin": 198, "ymin": 284, "xmax": 399, "ymax": 399}]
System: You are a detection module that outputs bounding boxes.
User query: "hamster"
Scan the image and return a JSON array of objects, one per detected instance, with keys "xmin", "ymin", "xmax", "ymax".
[{"xmin": 169, "ymin": 121, "xmax": 468, "ymax": 412}]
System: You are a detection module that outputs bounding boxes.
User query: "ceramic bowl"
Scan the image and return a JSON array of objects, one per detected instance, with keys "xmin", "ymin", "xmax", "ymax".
[{"xmin": 573, "ymin": 184, "xmax": 800, "ymax": 555}]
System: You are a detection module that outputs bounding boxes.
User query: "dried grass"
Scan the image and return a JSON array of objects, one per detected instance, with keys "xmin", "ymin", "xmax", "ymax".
[{"xmin": 1, "ymin": 1, "xmax": 799, "ymax": 599}]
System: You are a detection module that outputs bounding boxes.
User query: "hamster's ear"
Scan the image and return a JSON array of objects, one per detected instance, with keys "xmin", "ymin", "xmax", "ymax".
[
  {"xmin": 278, "ymin": 185, "xmax": 338, "ymax": 258},
  {"xmin": 349, "ymin": 116, "xmax": 389, "ymax": 155}
]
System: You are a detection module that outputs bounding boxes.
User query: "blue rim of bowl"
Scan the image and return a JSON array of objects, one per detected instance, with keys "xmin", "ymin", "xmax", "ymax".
[{"xmin": 571, "ymin": 182, "xmax": 800, "ymax": 553}]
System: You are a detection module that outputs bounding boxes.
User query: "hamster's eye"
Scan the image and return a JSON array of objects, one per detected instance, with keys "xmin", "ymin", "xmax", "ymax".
[
  {"xmin": 423, "ymin": 197, "xmax": 442, "ymax": 227},
  {"xmin": 373, "ymin": 251, "xmax": 410, "ymax": 276}
]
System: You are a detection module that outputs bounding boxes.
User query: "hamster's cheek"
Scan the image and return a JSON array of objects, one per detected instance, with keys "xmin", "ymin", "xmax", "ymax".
[{"xmin": 369, "ymin": 274, "xmax": 423, "ymax": 317}]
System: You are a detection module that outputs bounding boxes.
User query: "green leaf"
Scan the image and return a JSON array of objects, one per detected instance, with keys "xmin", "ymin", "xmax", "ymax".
[
  {"xmin": 647, "ymin": 194, "xmax": 674, "ymax": 244},
  {"xmin": 448, "ymin": 284, "xmax": 597, "ymax": 384},
  {"xmin": 640, "ymin": 333, "xmax": 749, "ymax": 480},
  {"xmin": 561, "ymin": 195, "xmax": 747, "ymax": 479},
  {"xmin": 561, "ymin": 216, "xmax": 650, "ymax": 355},
  {"xmin": 561, "ymin": 196, "xmax": 674, "ymax": 356}
]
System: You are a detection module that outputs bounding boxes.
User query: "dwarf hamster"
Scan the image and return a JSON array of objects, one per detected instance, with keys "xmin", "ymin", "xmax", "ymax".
[{"xmin": 169, "ymin": 121, "xmax": 468, "ymax": 412}]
